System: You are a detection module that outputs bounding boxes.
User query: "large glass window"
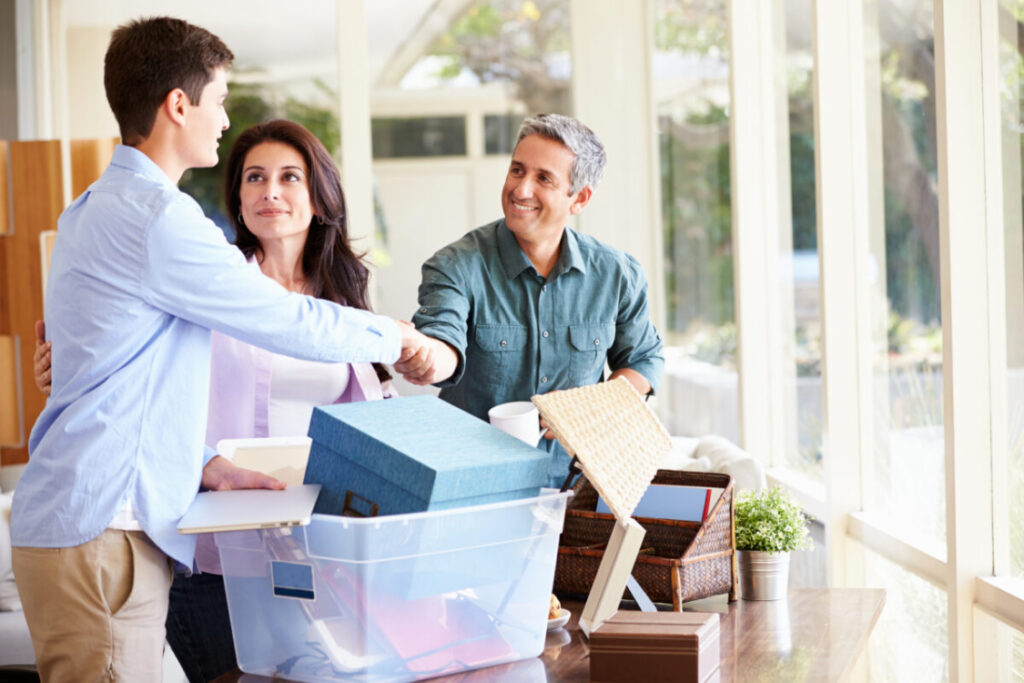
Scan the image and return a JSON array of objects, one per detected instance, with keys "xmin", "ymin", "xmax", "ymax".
[
  {"xmin": 780, "ymin": 0, "xmax": 822, "ymax": 484},
  {"xmin": 366, "ymin": 0, "xmax": 572, "ymax": 326},
  {"xmin": 652, "ymin": 0, "xmax": 735, "ymax": 440},
  {"xmin": 999, "ymin": 0, "xmax": 1024, "ymax": 582},
  {"xmin": 863, "ymin": 0, "xmax": 945, "ymax": 552},
  {"xmin": 974, "ymin": 608, "xmax": 1024, "ymax": 680},
  {"xmin": 863, "ymin": 547, "xmax": 949, "ymax": 681}
]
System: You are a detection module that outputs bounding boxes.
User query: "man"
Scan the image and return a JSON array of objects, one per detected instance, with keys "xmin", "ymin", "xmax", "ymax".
[
  {"xmin": 395, "ymin": 113, "xmax": 664, "ymax": 486},
  {"xmin": 10, "ymin": 17, "xmax": 424, "ymax": 681}
]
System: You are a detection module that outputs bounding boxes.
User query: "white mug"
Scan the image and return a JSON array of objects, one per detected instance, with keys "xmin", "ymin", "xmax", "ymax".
[{"xmin": 488, "ymin": 401, "xmax": 547, "ymax": 446}]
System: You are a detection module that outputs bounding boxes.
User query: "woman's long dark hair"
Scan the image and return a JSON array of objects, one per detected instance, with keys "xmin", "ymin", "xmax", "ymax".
[{"xmin": 224, "ymin": 119, "xmax": 391, "ymax": 382}]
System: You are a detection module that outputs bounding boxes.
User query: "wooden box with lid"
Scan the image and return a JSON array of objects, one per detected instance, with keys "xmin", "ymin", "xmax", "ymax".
[{"xmin": 589, "ymin": 610, "xmax": 720, "ymax": 683}]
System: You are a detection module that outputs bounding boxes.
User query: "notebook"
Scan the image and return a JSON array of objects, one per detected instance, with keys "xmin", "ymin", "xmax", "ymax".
[
  {"xmin": 596, "ymin": 484, "xmax": 716, "ymax": 523},
  {"xmin": 176, "ymin": 484, "xmax": 321, "ymax": 534}
]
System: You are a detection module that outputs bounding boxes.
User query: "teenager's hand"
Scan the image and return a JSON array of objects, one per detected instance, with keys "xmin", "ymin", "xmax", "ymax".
[
  {"xmin": 33, "ymin": 320, "xmax": 52, "ymax": 396},
  {"xmin": 201, "ymin": 455, "xmax": 286, "ymax": 491}
]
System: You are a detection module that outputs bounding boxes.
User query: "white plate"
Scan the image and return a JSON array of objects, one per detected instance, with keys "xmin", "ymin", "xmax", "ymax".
[{"xmin": 547, "ymin": 608, "xmax": 570, "ymax": 631}]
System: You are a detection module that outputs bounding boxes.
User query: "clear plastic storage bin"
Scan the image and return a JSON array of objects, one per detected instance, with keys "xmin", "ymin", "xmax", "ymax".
[{"xmin": 215, "ymin": 491, "xmax": 570, "ymax": 682}]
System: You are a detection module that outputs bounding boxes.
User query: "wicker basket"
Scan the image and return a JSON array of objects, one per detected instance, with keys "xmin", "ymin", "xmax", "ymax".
[{"xmin": 554, "ymin": 470, "xmax": 737, "ymax": 609}]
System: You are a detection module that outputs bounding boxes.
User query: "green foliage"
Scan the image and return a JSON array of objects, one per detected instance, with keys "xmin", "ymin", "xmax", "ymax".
[
  {"xmin": 734, "ymin": 487, "xmax": 812, "ymax": 553},
  {"xmin": 653, "ymin": 0, "xmax": 727, "ymax": 55},
  {"xmin": 883, "ymin": 186, "xmax": 941, "ymax": 322},
  {"xmin": 428, "ymin": 0, "xmax": 572, "ymax": 113},
  {"xmin": 790, "ymin": 132, "xmax": 817, "ymax": 250},
  {"xmin": 679, "ymin": 320, "xmax": 736, "ymax": 369},
  {"xmin": 660, "ymin": 112, "xmax": 734, "ymax": 333}
]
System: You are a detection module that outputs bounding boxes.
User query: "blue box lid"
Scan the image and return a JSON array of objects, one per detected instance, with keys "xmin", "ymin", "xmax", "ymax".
[{"xmin": 306, "ymin": 396, "xmax": 550, "ymax": 502}]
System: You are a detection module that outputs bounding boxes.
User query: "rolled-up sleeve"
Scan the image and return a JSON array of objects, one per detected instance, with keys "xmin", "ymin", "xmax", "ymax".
[
  {"xmin": 607, "ymin": 256, "xmax": 664, "ymax": 393},
  {"xmin": 142, "ymin": 196, "xmax": 400, "ymax": 364},
  {"xmin": 412, "ymin": 249, "xmax": 471, "ymax": 387}
]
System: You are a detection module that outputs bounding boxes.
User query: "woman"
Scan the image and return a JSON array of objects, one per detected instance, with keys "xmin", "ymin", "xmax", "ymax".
[{"xmin": 35, "ymin": 119, "xmax": 407, "ymax": 682}]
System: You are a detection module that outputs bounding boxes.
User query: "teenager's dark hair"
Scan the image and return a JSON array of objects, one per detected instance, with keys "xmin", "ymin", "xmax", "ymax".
[
  {"xmin": 225, "ymin": 120, "xmax": 391, "ymax": 383},
  {"xmin": 104, "ymin": 16, "xmax": 233, "ymax": 145}
]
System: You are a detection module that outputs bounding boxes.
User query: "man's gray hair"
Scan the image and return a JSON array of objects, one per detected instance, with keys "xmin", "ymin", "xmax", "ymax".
[{"xmin": 515, "ymin": 113, "xmax": 606, "ymax": 194}]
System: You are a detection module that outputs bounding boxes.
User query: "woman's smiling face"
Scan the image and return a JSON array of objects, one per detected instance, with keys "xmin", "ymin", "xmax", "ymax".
[{"xmin": 238, "ymin": 141, "xmax": 314, "ymax": 245}]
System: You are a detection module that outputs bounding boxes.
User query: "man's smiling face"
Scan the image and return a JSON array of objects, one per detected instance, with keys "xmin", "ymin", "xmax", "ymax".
[{"xmin": 501, "ymin": 134, "xmax": 589, "ymax": 242}]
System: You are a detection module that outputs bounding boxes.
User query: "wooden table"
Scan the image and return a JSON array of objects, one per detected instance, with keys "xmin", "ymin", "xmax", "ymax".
[{"xmin": 214, "ymin": 588, "xmax": 885, "ymax": 682}]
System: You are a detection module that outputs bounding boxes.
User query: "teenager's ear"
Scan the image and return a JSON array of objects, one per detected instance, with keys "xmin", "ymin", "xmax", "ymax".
[
  {"xmin": 162, "ymin": 88, "xmax": 189, "ymax": 127},
  {"xmin": 569, "ymin": 186, "xmax": 593, "ymax": 216}
]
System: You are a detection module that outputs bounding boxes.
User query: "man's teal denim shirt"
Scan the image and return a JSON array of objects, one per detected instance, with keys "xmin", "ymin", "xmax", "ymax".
[{"xmin": 413, "ymin": 219, "xmax": 664, "ymax": 486}]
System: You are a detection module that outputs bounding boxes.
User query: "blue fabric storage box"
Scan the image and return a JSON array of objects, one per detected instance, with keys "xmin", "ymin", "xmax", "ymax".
[{"xmin": 304, "ymin": 395, "xmax": 550, "ymax": 516}]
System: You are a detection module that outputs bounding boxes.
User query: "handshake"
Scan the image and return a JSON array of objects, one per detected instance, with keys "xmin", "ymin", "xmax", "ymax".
[{"xmin": 395, "ymin": 321, "xmax": 457, "ymax": 386}]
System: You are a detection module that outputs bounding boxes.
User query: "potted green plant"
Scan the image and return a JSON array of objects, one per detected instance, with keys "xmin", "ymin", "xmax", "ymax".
[{"xmin": 734, "ymin": 486, "xmax": 813, "ymax": 600}]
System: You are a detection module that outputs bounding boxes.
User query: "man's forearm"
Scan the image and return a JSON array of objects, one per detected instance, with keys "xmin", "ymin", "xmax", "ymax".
[
  {"xmin": 609, "ymin": 367, "xmax": 652, "ymax": 396},
  {"xmin": 426, "ymin": 335, "xmax": 459, "ymax": 384}
]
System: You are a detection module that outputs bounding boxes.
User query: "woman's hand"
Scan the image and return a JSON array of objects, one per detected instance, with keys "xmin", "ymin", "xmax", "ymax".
[{"xmin": 33, "ymin": 320, "xmax": 51, "ymax": 396}]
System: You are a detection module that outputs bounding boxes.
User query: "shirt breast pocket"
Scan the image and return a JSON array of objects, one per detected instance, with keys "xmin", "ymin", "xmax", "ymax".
[
  {"xmin": 473, "ymin": 324, "xmax": 528, "ymax": 387},
  {"xmin": 568, "ymin": 322, "xmax": 615, "ymax": 385}
]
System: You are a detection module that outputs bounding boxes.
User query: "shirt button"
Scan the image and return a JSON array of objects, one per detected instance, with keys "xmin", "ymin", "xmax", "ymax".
[
  {"xmin": 542, "ymin": 330, "xmax": 549, "ymax": 338},
  {"xmin": 542, "ymin": 285, "xmax": 547, "ymax": 292},
  {"xmin": 500, "ymin": 340, "xmax": 507, "ymax": 347},
  {"xmin": 593, "ymin": 339, "xmax": 600, "ymax": 345},
  {"xmin": 541, "ymin": 376, "xmax": 548, "ymax": 383},
  {"xmin": 420, "ymin": 307, "xmax": 427, "ymax": 313}
]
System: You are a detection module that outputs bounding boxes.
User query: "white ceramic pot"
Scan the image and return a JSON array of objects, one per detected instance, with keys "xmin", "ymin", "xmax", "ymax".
[{"xmin": 738, "ymin": 549, "xmax": 790, "ymax": 600}]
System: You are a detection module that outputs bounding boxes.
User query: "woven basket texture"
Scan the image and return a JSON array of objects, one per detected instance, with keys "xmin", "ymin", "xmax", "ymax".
[{"xmin": 555, "ymin": 469, "xmax": 737, "ymax": 608}]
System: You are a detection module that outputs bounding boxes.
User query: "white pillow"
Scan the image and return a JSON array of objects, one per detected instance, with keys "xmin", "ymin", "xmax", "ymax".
[
  {"xmin": 0, "ymin": 490, "xmax": 21, "ymax": 611},
  {"xmin": 696, "ymin": 435, "xmax": 767, "ymax": 491}
]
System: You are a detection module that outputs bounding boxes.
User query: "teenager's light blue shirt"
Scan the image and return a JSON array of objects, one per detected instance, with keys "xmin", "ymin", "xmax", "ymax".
[{"xmin": 11, "ymin": 145, "xmax": 400, "ymax": 565}]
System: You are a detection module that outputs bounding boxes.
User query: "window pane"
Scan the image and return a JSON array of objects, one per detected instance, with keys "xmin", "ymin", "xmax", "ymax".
[
  {"xmin": 862, "ymin": 546, "xmax": 949, "ymax": 681},
  {"xmin": 999, "ymin": 0, "xmax": 1024, "ymax": 581},
  {"xmin": 371, "ymin": 116, "xmax": 467, "ymax": 158},
  {"xmin": 863, "ymin": 0, "xmax": 945, "ymax": 551},
  {"xmin": 367, "ymin": 0, "xmax": 572, "ymax": 325},
  {"xmin": 974, "ymin": 606, "xmax": 1024, "ymax": 681},
  {"xmin": 484, "ymin": 114, "xmax": 525, "ymax": 155},
  {"xmin": 653, "ymin": 0, "xmax": 736, "ymax": 440},
  {"xmin": 780, "ymin": 0, "xmax": 822, "ymax": 483}
]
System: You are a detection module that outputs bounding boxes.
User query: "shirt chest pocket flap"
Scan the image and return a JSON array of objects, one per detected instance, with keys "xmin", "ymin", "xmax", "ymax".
[
  {"xmin": 568, "ymin": 322, "xmax": 615, "ymax": 382},
  {"xmin": 474, "ymin": 324, "xmax": 528, "ymax": 352},
  {"xmin": 568, "ymin": 322, "xmax": 615, "ymax": 352}
]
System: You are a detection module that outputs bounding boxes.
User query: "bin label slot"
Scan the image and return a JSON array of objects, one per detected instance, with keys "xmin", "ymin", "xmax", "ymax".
[{"xmin": 271, "ymin": 560, "xmax": 315, "ymax": 600}]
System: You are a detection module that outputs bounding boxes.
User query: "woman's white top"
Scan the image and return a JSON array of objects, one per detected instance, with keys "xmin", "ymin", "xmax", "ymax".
[{"xmin": 268, "ymin": 352, "xmax": 351, "ymax": 436}]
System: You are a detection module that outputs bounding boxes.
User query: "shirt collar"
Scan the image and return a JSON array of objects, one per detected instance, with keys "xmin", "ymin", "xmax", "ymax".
[
  {"xmin": 109, "ymin": 144, "xmax": 178, "ymax": 190},
  {"xmin": 496, "ymin": 220, "xmax": 587, "ymax": 280}
]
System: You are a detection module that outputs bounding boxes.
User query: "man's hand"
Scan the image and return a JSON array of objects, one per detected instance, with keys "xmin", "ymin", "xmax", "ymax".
[
  {"xmin": 394, "ymin": 322, "xmax": 459, "ymax": 386},
  {"xmin": 201, "ymin": 455, "xmax": 286, "ymax": 491},
  {"xmin": 609, "ymin": 368, "xmax": 652, "ymax": 396},
  {"xmin": 33, "ymin": 320, "xmax": 51, "ymax": 396},
  {"xmin": 396, "ymin": 320, "xmax": 432, "ymax": 382}
]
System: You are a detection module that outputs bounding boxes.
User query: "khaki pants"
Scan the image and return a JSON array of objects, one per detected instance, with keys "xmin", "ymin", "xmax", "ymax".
[{"xmin": 12, "ymin": 529, "xmax": 174, "ymax": 682}]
